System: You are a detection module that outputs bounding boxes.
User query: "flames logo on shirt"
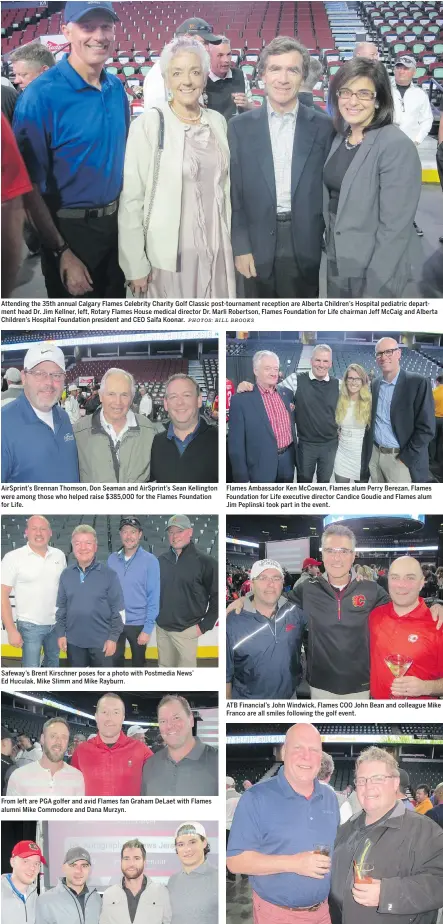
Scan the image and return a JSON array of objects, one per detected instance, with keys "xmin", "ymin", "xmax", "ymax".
[
  {"xmin": 408, "ymin": 634, "xmax": 419, "ymax": 643},
  {"xmin": 352, "ymin": 595, "xmax": 366, "ymax": 607}
]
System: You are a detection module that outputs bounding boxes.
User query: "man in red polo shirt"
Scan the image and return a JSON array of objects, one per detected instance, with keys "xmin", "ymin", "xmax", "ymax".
[
  {"xmin": 369, "ymin": 555, "xmax": 443, "ymax": 699},
  {"xmin": 71, "ymin": 692, "xmax": 153, "ymax": 795}
]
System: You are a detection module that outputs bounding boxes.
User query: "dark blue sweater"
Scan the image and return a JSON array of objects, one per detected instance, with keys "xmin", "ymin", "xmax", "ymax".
[
  {"xmin": 55, "ymin": 560, "xmax": 124, "ymax": 648},
  {"xmin": 1, "ymin": 392, "xmax": 79, "ymax": 483}
]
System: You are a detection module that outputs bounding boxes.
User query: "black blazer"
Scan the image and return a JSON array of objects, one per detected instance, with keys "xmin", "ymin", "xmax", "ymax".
[
  {"xmin": 370, "ymin": 369, "xmax": 435, "ymax": 482},
  {"xmin": 227, "ymin": 100, "xmax": 335, "ymax": 283},
  {"xmin": 228, "ymin": 385, "xmax": 296, "ymax": 483}
]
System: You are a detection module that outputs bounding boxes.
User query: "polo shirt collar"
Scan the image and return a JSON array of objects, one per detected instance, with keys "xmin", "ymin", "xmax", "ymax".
[
  {"xmin": 58, "ymin": 53, "xmax": 110, "ymax": 91},
  {"xmin": 167, "ymin": 419, "xmax": 200, "ymax": 442},
  {"xmin": 26, "ymin": 543, "xmax": 54, "ymax": 560},
  {"xmin": 183, "ymin": 860, "xmax": 210, "ymax": 876},
  {"xmin": 74, "ymin": 558, "xmax": 98, "ymax": 575},
  {"xmin": 165, "ymin": 737, "xmax": 205, "ymax": 762},
  {"xmin": 277, "ymin": 766, "xmax": 324, "ymax": 801},
  {"xmin": 209, "ymin": 69, "xmax": 233, "ymax": 81},
  {"xmin": 390, "ymin": 597, "xmax": 429, "ymax": 620},
  {"xmin": 309, "ymin": 369, "xmax": 330, "ymax": 382}
]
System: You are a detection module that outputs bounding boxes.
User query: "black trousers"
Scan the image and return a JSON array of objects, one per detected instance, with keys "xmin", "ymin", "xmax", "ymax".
[
  {"xmin": 66, "ymin": 644, "xmax": 114, "ymax": 668},
  {"xmin": 276, "ymin": 443, "xmax": 296, "ymax": 483},
  {"xmin": 297, "ymin": 439, "xmax": 338, "ymax": 483},
  {"xmin": 245, "ymin": 217, "xmax": 319, "ymax": 298},
  {"xmin": 429, "ymin": 417, "xmax": 443, "ymax": 465},
  {"xmin": 114, "ymin": 624, "xmax": 146, "ymax": 668},
  {"xmin": 41, "ymin": 209, "xmax": 126, "ymax": 298}
]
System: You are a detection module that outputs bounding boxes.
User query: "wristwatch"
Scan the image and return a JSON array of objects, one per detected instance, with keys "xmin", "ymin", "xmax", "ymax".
[{"xmin": 52, "ymin": 242, "xmax": 70, "ymax": 261}]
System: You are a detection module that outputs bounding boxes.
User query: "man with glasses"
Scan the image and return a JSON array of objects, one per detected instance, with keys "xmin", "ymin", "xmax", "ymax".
[
  {"xmin": 369, "ymin": 337, "xmax": 434, "ymax": 483},
  {"xmin": 1, "ymin": 343, "xmax": 79, "ymax": 483},
  {"xmin": 227, "ymin": 724, "xmax": 339, "ymax": 924},
  {"xmin": 330, "ymin": 747, "xmax": 443, "ymax": 924},
  {"xmin": 226, "ymin": 559, "xmax": 307, "ymax": 698}
]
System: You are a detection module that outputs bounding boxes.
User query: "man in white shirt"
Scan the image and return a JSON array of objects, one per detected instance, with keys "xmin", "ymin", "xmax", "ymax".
[
  {"xmin": 6, "ymin": 718, "xmax": 85, "ymax": 797},
  {"xmin": 138, "ymin": 386, "xmax": 153, "ymax": 418},
  {"xmin": 143, "ymin": 17, "xmax": 222, "ymax": 107},
  {"xmin": 64, "ymin": 384, "xmax": 81, "ymax": 424},
  {"xmin": 391, "ymin": 54, "xmax": 433, "ymax": 237},
  {"xmin": 1, "ymin": 515, "xmax": 66, "ymax": 667},
  {"xmin": 206, "ymin": 36, "xmax": 254, "ymax": 121}
]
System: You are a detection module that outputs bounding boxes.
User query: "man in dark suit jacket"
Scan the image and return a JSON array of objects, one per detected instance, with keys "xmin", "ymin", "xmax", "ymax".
[
  {"xmin": 369, "ymin": 338, "xmax": 435, "ymax": 483},
  {"xmin": 227, "ymin": 36, "xmax": 335, "ymax": 298},
  {"xmin": 228, "ymin": 350, "xmax": 296, "ymax": 483}
]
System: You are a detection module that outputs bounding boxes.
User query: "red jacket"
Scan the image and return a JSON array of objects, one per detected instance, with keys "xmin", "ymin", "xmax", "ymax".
[
  {"xmin": 71, "ymin": 732, "xmax": 153, "ymax": 795},
  {"xmin": 369, "ymin": 598, "xmax": 443, "ymax": 699}
]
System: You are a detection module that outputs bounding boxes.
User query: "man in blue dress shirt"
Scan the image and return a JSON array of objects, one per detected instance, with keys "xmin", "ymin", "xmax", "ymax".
[
  {"xmin": 227, "ymin": 723, "xmax": 339, "ymax": 924},
  {"xmin": 13, "ymin": 1, "xmax": 130, "ymax": 298}
]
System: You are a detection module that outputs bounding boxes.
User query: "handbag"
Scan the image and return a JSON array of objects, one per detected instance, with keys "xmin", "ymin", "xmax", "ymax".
[{"xmin": 143, "ymin": 107, "xmax": 165, "ymax": 236}]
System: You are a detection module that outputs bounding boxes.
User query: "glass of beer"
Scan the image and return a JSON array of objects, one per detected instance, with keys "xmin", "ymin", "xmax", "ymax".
[{"xmin": 313, "ymin": 844, "xmax": 331, "ymax": 856}]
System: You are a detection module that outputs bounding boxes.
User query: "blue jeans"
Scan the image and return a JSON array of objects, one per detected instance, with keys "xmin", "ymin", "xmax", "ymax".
[{"xmin": 16, "ymin": 621, "xmax": 60, "ymax": 668}]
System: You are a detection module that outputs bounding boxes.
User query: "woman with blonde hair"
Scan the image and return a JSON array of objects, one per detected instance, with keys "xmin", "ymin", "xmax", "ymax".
[
  {"xmin": 118, "ymin": 36, "xmax": 236, "ymax": 298},
  {"xmin": 333, "ymin": 363, "xmax": 372, "ymax": 482}
]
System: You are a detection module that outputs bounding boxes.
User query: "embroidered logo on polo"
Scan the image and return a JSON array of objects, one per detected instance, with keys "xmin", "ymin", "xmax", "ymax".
[
  {"xmin": 352, "ymin": 594, "xmax": 366, "ymax": 607},
  {"xmin": 408, "ymin": 634, "xmax": 419, "ymax": 643}
]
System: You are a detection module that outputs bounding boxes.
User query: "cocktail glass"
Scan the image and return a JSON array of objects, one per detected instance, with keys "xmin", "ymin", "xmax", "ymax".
[{"xmin": 384, "ymin": 653, "xmax": 413, "ymax": 697}]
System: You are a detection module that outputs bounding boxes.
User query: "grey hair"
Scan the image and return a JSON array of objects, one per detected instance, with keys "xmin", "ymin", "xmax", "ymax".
[
  {"xmin": 252, "ymin": 350, "xmax": 280, "ymax": 371},
  {"xmin": 353, "ymin": 41, "xmax": 379, "ymax": 58},
  {"xmin": 312, "ymin": 343, "xmax": 332, "ymax": 358},
  {"xmin": 160, "ymin": 37, "xmax": 210, "ymax": 80},
  {"xmin": 303, "ymin": 57, "xmax": 324, "ymax": 90},
  {"xmin": 72, "ymin": 525, "xmax": 97, "ymax": 541},
  {"xmin": 321, "ymin": 523, "xmax": 356, "ymax": 551},
  {"xmin": 257, "ymin": 36, "xmax": 310, "ymax": 80},
  {"xmin": 100, "ymin": 367, "xmax": 136, "ymax": 400},
  {"xmin": 165, "ymin": 373, "xmax": 200, "ymax": 396},
  {"xmin": 318, "ymin": 752, "xmax": 335, "ymax": 780},
  {"xmin": 10, "ymin": 42, "xmax": 56, "ymax": 69},
  {"xmin": 355, "ymin": 746, "xmax": 400, "ymax": 777}
]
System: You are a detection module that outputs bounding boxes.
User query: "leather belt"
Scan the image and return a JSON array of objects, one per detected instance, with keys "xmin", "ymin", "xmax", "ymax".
[
  {"xmin": 374, "ymin": 441, "xmax": 399, "ymax": 454},
  {"xmin": 272, "ymin": 901, "xmax": 323, "ymax": 913},
  {"xmin": 277, "ymin": 443, "xmax": 293, "ymax": 455},
  {"xmin": 276, "ymin": 211, "xmax": 292, "ymax": 222},
  {"xmin": 56, "ymin": 199, "xmax": 118, "ymax": 219}
]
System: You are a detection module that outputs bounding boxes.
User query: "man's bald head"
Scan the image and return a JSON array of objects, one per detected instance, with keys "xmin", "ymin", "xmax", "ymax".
[
  {"xmin": 388, "ymin": 556, "xmax": 425, "ymax": 612},
  {"xmin": 282, "ymin": 724, "xmax": 323, "ymax": 792},
  {"xmin": 354, "ymin": 42, "xmax": 379, "ymax": 60},
  {"xmin": 375, "ymin": 338, "xmax": 401, "ymax": 379}
]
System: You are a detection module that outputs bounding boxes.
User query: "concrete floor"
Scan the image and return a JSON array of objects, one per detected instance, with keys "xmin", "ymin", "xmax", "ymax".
[
  {"xmin": 10, "ymin": 186, "xmax": 443, "ymax": 300},
  {"xmin": 227, "ymin": 876, "xmax": 253, "ymax": 924},
  {"xmin": 1, "ymin": 656, "xmax": 217, "ymax": 668}
]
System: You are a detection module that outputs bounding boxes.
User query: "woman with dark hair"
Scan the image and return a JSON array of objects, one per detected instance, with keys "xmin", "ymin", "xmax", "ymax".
[{"xmin": 323, "ymin": 58, "xmax": 422, "ymax": 297}]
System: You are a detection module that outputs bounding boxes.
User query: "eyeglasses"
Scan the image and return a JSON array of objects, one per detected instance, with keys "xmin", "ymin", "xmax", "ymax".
[
  {"xmin": 322, "ymin": 547, "xmax": 354, "ymax": 557},
  {"xmin": 255, "ymin": 575, "xmax": 283, "ymax": 584},
  {"xmin": 25, "ymin": 370, "xmax": 65, "ymax": 383},
  {"xmin": 338, "ymin": 88, "xmax": 376, "ymax": 101},
  {"xmin": 355, "ymin": 774, "xmax": 396, "ymax": 787},
  {"xmin": 347, "ymin": 376, "xmax": 363, "ymax": 383},
  {"xmin": 375, "ymin": 349, "xmax": 399, "ymax": 359}
]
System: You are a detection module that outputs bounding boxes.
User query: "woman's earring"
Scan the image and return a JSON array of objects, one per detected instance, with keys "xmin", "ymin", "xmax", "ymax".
[{"xmin": 375, "ymin": 101, "xmax": 379, "ymax": 108}]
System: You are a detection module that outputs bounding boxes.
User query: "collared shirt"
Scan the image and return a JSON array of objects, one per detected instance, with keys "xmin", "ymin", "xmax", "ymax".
[
  {"xmin": 1, "ymin": 543, "xmax": 67, "ymax": 625},
  {"xmin": 6, "ymin": 760, "xmax": 85, "ymax": 797},
  {"xmin": 374, "ymin": 372, "xmax": 400, "ymax": 448},
  {"xmin": 167, "ymin": 419, "xmax": 201, "ymax": 456},
  {"xmin": 280, "ymin": 368, "xmax": 331, "ymax": 392},
  {"xmin": 257, "ymin": 384, "xmax": 293, "ymax": 449},
  {"xmin": 168, "ymin": 861, "xmax": 218, "ymax": 924},
  {"xmin": 208, "ymin": 69, "xmax": 252, "ymax": 99},
  {"xmin": 13, "ymin": 54, "xmax": 130, "ymax": 208},
  {"xmin": 227, "ymin": 769, "xmax": 339, "ymax": 908},
  {"xmin": 100, "ymin": 409, "xmax": 137, "ymax": 453},
  {"xmin": 369, "ymin": 598, "xmax": 443, "ymax": 699},
  {"xmin": 122, "ymin": 875, "xmax": 147, "ymax": 924},
  {"xmin": 141, "ymin": 737, "xmax": 218, "ymax": 796},
  {"xmin": 267, "ymin": 99, "xmax": 298, "ymax": 212}
]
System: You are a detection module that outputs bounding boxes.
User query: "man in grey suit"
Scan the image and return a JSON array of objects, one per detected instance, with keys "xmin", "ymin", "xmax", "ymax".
[{"xmin": 228, "ymin": 36, "xmax": 334, "ymax": 298}]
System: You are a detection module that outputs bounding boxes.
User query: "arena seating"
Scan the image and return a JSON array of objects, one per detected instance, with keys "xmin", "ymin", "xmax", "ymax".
[
  {"xmin": 2, "ymin": 514, "xmax": 219, "ymax": 563},
  {"xmin": 226, "ymin": 340, "xmax": 303, "ymax": 387},
  {"xmin": 401, "ymin": 760, "xmax": 443, "ymax": 791},
  {"xmin": 331, "ymin": 344, "xmax": 443, "ymax": 381},
  {"xmin": 1, "ymin": 704, "xmax": 92, "ymax": 741}
]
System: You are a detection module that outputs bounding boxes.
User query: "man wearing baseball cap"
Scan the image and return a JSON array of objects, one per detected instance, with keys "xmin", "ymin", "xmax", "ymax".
[
  {"xmin": 1, "ymin": 839, "xmax": 46, "ymax": 924},
  {"xmin": 168, "ymin": 823, "xmax": 218, "ymax": 924},
  {"xmin": 63, "ymin": 384, "xmax": 81, "ymax": 425},
  {"xmin": 108, "ymin": 516, "xmax": 160, "ymax": 667},
  {"xmin": 126, "ymin": 725, "xmax": 146, "ymax": 741},
  {"xmin": 1, "ymin": 727, "xmax": 15, "ymax": 794},
  {"xmin": 144, "ymin": 17, "xmax": 222, "ymax": 107},
  {"xmin": 226, "ymin": 559, "xmax": 307, "ymax": 699},
  {"xmin": 392, "ymin": 54, "xmax": 433, "ymax": 237},
  {"xmin": 156, "ymin": 515, "xmax": 218, "ymax": 668},
  {"xmin": 13, "ymin": 1, "xmax": 129, "ymax": 299},
  {"xmin": 1, "ymin": 343, "xmax": 79, "ymax": 483},
  {"xmin": 35, "ymin": 846, "xmax": 101, "ymax": 923},
  {"xmin": 293, "ymin": 557, "xmax": 322, "ymax": 589}
]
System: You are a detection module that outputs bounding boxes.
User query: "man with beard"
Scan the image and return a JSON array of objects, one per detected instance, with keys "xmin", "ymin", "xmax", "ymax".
[
  {"xmin": 141, "ymin": 695, "xmax": 218, "ymax": 796},
  {"xmin": 6, "ymin": 718, "xmax": 84, "ymax": 796},
  {"xmin": 100, "ymin": 839, "xmax": 171, "ymax": 924},
  {"xmin": 36, "ymin": 847, "xmax": 101, "ymax": 924}
]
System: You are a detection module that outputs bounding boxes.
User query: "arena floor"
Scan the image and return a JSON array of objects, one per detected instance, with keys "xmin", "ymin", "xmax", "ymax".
[{"xmin": 10, "ymin": 185, "xmax": 443, "ymax": 300}]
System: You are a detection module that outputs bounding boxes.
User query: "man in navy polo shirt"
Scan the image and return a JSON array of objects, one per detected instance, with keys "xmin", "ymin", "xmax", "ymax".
[
  {"xmin": 1, "ymin": 343, "xmax": 79, "ymax": 484},
  {"xmin": 226, "ymin": 559, "xmax": 306, "ymax": 699},
  {"xmin": 13, "ymin": 1, "xmax": 129, "ymax": 298},
  {"xmin": 227, "ymin": 723, "xmax": 339, "ymax": 924}
]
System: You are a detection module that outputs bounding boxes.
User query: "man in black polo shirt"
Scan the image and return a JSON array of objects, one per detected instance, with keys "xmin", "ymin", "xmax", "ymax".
[
  {"xmin": 141, "ymin": 695, "xmax": 218, "ymax": 796},
  {"xmin": 150, "ymin": 374, "xmax": 218, "ymax": 484},
  {"xmin": 206, "ymin": 36, "xmax": 254, "ymax": 121},
  {"xmin": 156, "ymin": 515, "xmax": 218, "ymax": 667}
]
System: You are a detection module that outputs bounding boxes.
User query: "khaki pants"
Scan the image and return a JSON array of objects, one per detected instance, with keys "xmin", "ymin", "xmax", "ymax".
[
  {"xmin": 369, "ymin": 445, "xmax": 411, "ymax": 483},
  {"xmin": 156, "ymin": 624, "xmax": 199, "ymax": 667},
  {"xmin": 310, "ymin": 687, "xmax": 370, "ymax": 700}
]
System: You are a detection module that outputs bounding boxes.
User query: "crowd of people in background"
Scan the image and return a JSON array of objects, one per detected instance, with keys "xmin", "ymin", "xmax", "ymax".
[
  {"xmin": 1, "ymin": 692, "xmax": 218, "ymax": 797},
  {"xmin": 1, "ymin": 3, "xmax": 442, "ymax": 299},
  {"xmin": 1, "ymin": 343, "xmax": 219, "ymax": 484},
  {"xmin": 227, "ymin": 340, "xmax": 439, "ymax": 484}
]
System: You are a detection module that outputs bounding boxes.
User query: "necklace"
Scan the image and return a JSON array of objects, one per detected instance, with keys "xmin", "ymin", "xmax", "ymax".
[
  {"xmin": 169, "ymin": 103, "xmax": 202, "ymax": 124},
  {"xmin": 344, "ymin": 131, "xmax": 363, "ymax": 151}
]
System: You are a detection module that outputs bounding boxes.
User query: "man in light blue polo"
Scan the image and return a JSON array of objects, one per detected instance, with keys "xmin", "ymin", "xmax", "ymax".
[
  {"xmin": 1, "ymin": 343, "xmax": 79, "ymax": 484},
  {"xmin": 227, "ymin": 723, "xmax": 339, "ymax": 924},
  {"xmin": 13, "ymin": 1, "xmax": 129, "ymax": 298}
]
